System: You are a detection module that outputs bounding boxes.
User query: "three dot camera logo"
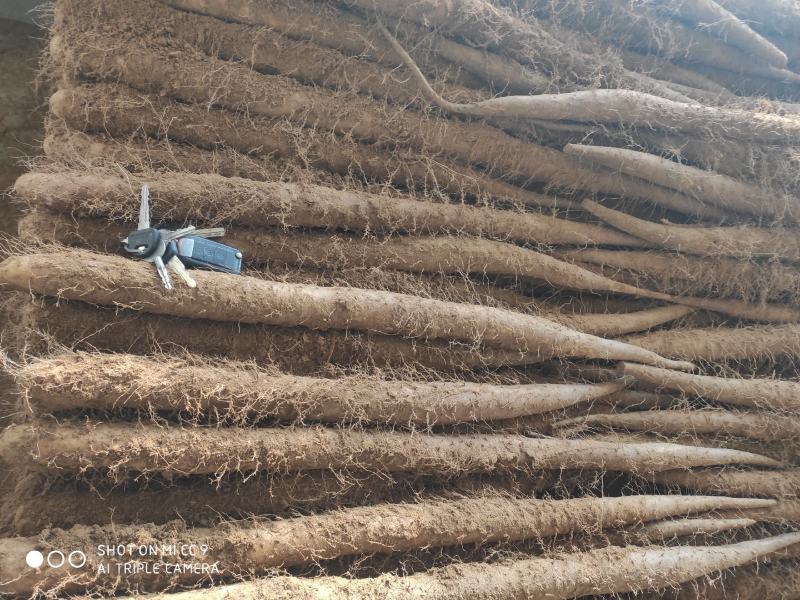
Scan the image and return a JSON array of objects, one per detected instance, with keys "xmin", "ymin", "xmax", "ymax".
[
  {"xmin": 25, "ymin": 549, "xmax": 86, "ymax": 570},
  {"xmin": 25, "ymin": 543, "xmax": 218, "ymax": 577}
]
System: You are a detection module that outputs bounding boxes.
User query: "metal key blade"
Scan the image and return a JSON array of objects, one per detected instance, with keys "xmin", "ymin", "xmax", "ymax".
[
  {"xmin": 167, "ymin": 256, "xmax": 197, "ymax": 288},
  {"xmin": 192, "ymin": 228, "xmax": 226, "ymax": 239},
  {"xmin": 161, "ymin": 226, "xmax": 196, "ymax": 242},
  {"xmin": 138, "ymin": 185, "xmax": 151, "ymax": 230},
  {"xmin": 153, "ymin": 255, "xmax": 173, "ymax": 290}
]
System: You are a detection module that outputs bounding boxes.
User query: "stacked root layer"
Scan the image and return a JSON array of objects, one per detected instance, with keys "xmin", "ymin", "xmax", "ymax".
[{"xmin": 1, "ymin": 0, "xmax": 800, "ymax": 597}]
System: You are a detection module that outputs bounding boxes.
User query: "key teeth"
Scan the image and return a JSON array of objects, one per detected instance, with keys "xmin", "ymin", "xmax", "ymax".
[{"xmin": 168, "ymin": 257, "xmax": 198, "ymax": 289}]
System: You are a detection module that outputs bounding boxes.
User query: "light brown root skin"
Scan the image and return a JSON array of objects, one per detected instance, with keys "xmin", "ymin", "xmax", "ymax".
[
  {"xmin": 583, "ymin": 199, "xmax": 800, "ymax": 263},
  {"xmin": 619, "ymin": 361, "xmax": 800, "ymax": 412},
  {"xmin": 47, "ymin": 83, "xmax": 574, "ymax": 211},
  {"xmin": 13, "ymin": 170, "xmax": 636, "ymax": 247},
  {"xmin": 0, "ymin": 495, "xmax": 777, "ymax": 595},
  {"xmin": 652, "ymin": 467, "xmax": 800, "ymax": 499},
  {"xmin": 2, "ymin": 292, "xmax": 532, "ymax": 373},
  {"xmin": 560, "ymin": 248, "xmax": 800, "ymax": 304},
  {"xmin": 37, "ymin": 533, "xmax": 800, "ymax": 599},
  {"xmin": 625, "ymin": 324, "xmax": 800, "ymax": 363},
  {"xmin": 18, "ymin": 352, "xmax": 626, "ymax": 424},
  {"xmin": 19, "ymin": 210, "xmax": 696, "ymax": 330},
  {"xmin": 378, "ymin": 20, "xmax": 800, "ymax": 145},
  {"xmin": 0, "ymin": 249, "xmax": 696, "ymax": 369},
  {"xmin": 566, "ymin": 144, "xmax": 796, "ymax": 222},
  {"xmin": 555, "ymin": 408, "xmax": 800, "ymax": 442},
  {"xmin": 12, "ymin": 421, "xmax": 781, "ymax": 477}
]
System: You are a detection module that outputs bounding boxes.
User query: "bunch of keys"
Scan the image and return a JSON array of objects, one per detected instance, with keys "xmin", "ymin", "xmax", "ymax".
[{"xmin": 122, "ymin": 185, "xmax": 243, "ymax": 290}]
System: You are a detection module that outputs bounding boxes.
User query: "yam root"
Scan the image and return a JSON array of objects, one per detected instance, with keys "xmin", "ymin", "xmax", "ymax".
[
  {"xmin": 13, "ymin": 171, "xmax": 632, "ymax": 247},
  {"xmin": 0, "ymin": 495, "xmax": 775, "ymax": 595},
  {"xmin": 625, "ymin": 324, "xmax": 800, "ymax": 363},
  {"xmin": 16, "ymin": 352, "xmax": 626, "ymax": 424},
  {"xmin": 2, "ymin": 421, "xmax": 780, "ymax": 477},
  {"xmin": 653, "ymin": 467, "xmax": 800, "ymax": 499},
  {"xmin": 380, "ymin": 23, "xmax": 800, "ymax": 145},
  {"xmin": 583, "ymin": 199, "xmax": 800, "ymax": 263},
  {"xmin": 555, "ymin": 409, "xmax": 800, "ymax": 442},
  {"xmin": 0, "ymin": 250, "xmax": 696, "ymax": 369},
  {"xmin": 619, "ymin": 362, "xmax": 800, "ymax": 412},
  {"xmin": 567, "ymin": 144, "xmax": 799, "ymax": 222},
  {"xmin": 55, "ymin": 533, "xmax": 800, "ymax": 599}
]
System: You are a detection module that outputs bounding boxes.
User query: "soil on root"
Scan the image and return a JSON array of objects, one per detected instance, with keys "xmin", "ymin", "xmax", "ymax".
[
  {"xmin": 0, "ymin": 292, "xmax": 531, "ymax": 373},
  {"xmin": 51, "ymin": 84, "xmax": 569, "ymax": 210},
  {"xmin": 625, "ymin": 324, "xmax": 800, "ymax": 366},
  {"xmin": 563, "ymin": 249, "xmax": 800, "ymax": 304},
  {"xmin": 63, "ymin": 0, "xmax": 489, "ymax": 106},
  {"xmin": 0, "ymin": 250, "xmax": 697, "ymax": 369},
  {"xmin": 16, "ymin": 351, "xmax": 623, "ymax": 425},
  {"xmin": 0, "ymin": 494, "xmax": 775, "ymax": 595},
  {"xmin": 15, "ymin": 420, "xmax": 779, "ymax": 479},
  {"xmin": 14, "ymin": 171, "xmax": 639, "ymax": 247},
  {"xmin": 5, "ymin": 469, "xmax": 561, "ymax": 536}
]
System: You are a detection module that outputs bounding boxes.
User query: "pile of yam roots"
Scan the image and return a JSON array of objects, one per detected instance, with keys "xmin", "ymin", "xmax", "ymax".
[{"xmin": 2, "ymin": 0, "xmax": 800, "ymax": 597}]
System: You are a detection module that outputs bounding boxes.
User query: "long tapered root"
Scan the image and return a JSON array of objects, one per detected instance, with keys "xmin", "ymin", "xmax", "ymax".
[
  {"xmin": 0, "ymin": 494, "xmax": 776, "ymax": 595},
  {"xmin": 5, "ymin": 422, "xmax": 781, "ymax": 478},
  {"xmin": 46, "ymin": 533, "xmax": 800, "ymax": 599},
  {"xmin": 0, "ymin": 250, "xmax": 696, "ymax": 370},
  {"xmin": 619, "ymin": 362, "xmax": 800, "ymax": 412},
  {"xmin": 16, "ymin": 352, "xmax": 626, "ymax": 424}
]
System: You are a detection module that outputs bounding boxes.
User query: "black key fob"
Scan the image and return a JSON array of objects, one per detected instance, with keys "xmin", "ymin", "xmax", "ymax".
[
  {"xmin": 162, "ymin": 240, "xmax": 178, "ymax": 264},
  {"xmin": 177, "ymin": 236, "xmax": 243, "ymax": 274},
  {"xmin": 124, "ymin": 228, "xmax": 162, "ymax": 258}
]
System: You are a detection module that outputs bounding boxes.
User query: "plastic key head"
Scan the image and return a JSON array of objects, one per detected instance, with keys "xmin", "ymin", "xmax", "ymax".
[
  {"xmin": 162, "ymin": 240, "xmax": 178, "ymax": 265},
  {"xmin": 123, "ymin": 228, "xmax": 162, "ymax": 258},
  {"xmin": 177, "ymin": 236, "xmax": 243, "ymax": 274}
]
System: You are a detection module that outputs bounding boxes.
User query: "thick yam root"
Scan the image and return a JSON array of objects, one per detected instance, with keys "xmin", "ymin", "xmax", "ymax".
[
  {"xmin": 1, "ymin": 292, "xmax": 530, "ymax": 373},
  {"xmin": 42, "ymin": 127, "xmax": 287, "ymax": 182},
  {"xmin": 22, "ymin": 213, "xmax": 791, "ymax": 324},
  {"xmin": 47, "ymin": 533, "xmax": 800, "ymax": 599},
  {"xmin": 0, "ymin": 495, "xmax": 777, "ymax": 595},
  {"xmin": 13, "ymin": 171, "xmax": 633, "ymax": 247},
  {"xmin": 555, "ymin": 409, "xmax": 800, "ymax": 442},
  {"xmin": 379, "ymin": 21, "xmax": 800, "ymax": 145},
  {"xmin": 48, "ymin": 84, "xmax": 575, "ymax": 210},
  {"xmin": 652, "ymin": 467, "xmax": 800, "ymax": 499},
  {"xmin": 625, "ymin": 324, "xmax": 800, "ymax": 363},
  {"xmin": 0, "ymin": 250, "xmax": 696, "ymax": 369},
  {"xmin": 16, "ymin": 352, "xmax": 626, "ymax": 424},
  {"xmin": 5, "ymin": 421, "xmax": 781, "ymax": 477},
  {"xmin": 49, "ymin": 79, "xmax": 717, "ymax": 218},
  {"xmin": 638, "ymin": 561, "xmax": 800, "ymax": 600},
  {"xmin": 619, "ymin": 362, "xmax": 800, "ymax": 412},
  {"xmin": 655, "ymin": 0, "xmax": 787, "ymax": 66},
  {"xmin": 567, "ymin": 144, "xmax": 798, "ymax": 222},
  {"xmin": 7, "ymin": 471, "xmax": 564, "ymax": 536},
  {"xmin": 583, "ymin": 199, "xmax": 800, "ymax": 263},
  {"xmin": 561, "ymin": 248, "xmax": 800, "ymax": 304},
  {"xmin": 583, "ymin": 200, "xmax": 800, "ymax": 262}
]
